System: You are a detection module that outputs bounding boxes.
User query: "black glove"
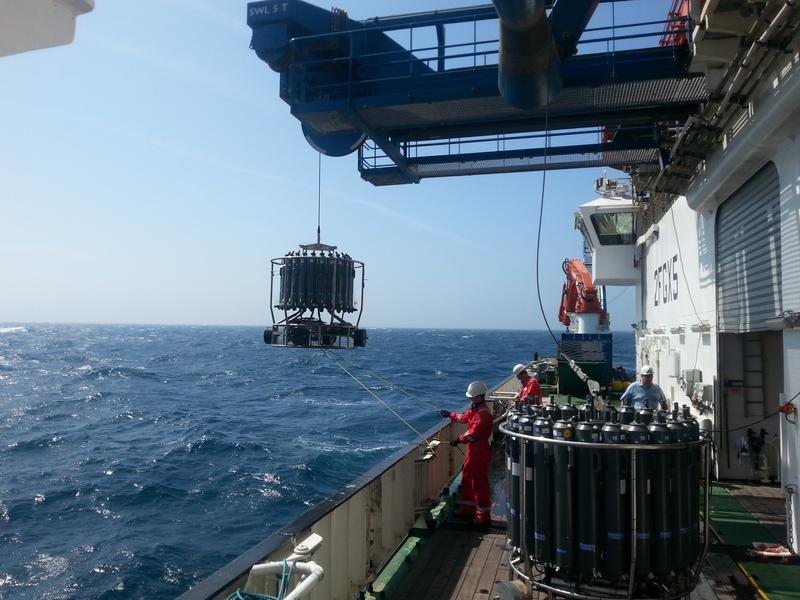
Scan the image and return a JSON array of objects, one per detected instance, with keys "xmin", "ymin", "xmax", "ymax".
[
  {"xmin": 440, "ymin": 409, "xmax": 450, "ymax": 418},
  {"xmin": 450, "ymin": 439, "xmax": 461, "ymax": 447}
]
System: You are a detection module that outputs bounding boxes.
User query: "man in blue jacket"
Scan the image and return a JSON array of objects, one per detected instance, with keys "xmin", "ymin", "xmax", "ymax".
[{"xmin": 620, "ymin": 365, "xmax": 667, "ymax": 410}]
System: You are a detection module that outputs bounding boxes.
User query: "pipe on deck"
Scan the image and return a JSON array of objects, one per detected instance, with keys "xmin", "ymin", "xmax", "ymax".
[
  {"xmin": 493, "ymin": 0, "xmax": 562, "ymax": 109},
  {"xmin": 248, "ymin": 560, "xmax": 324, "ymax": 600}
]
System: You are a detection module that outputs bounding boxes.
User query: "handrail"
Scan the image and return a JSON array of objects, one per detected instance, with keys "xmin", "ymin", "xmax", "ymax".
[{"xmin": 499, "ymin": 423, "xmax": 710, "ymax": 451}]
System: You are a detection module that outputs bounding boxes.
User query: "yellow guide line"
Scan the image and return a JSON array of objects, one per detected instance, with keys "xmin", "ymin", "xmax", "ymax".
[{"xmin": 706, "ymin": 518, "xmax": 770, "ymax": 600}]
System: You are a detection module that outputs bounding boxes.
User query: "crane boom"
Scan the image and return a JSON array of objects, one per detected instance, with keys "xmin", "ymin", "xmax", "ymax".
[{"xmin": 558, "ymin": 259, "xmax": 603, "ymax": 327}]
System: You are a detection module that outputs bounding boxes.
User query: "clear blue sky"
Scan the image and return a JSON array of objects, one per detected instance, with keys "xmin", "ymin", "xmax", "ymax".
[{"xmin": 1, "ymin": 1, "xmax": 670, "ymax": 329}]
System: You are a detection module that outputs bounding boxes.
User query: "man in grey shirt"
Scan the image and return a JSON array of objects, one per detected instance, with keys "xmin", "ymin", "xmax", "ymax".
[{"xmin": 620, "ymin": 365, "xmax": 668, "ymax": 410}]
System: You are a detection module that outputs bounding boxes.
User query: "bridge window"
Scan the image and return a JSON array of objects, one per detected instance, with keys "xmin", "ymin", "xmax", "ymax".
[{"xmin": 590, "ymin": 212, "xmax": 637, "ymax": 245}]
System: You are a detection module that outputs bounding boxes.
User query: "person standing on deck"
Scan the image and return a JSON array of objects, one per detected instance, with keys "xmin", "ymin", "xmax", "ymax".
[
  {"xmin": 620, "ymin": 365, "xmax": 667, "ymax": 410},
  {"xmin": 513, "ymin": 363, "xmax": 542, "ymax": 405},
  {"xmin": 440, "ymin": 381, "xmax": 494, "ymax": 525}
]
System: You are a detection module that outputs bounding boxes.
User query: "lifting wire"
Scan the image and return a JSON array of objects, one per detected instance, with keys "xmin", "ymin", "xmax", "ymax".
[
  {"xmin": 321, "ymin": 349, "xmax": 431, "ymax": 442},
  {"xmin": 320, "ymin": 348, "xmax": 463, "ymax": 455},
  {"xmin": 321, "ymin": 347, "xmax": 438, "ymax": 410},
  {"xmin": 534, "ymin": 95, "xmax": 557, "ymax": 350},
  {"xmin": 317, "ymin": 152, "xmax": 322, "ymax": 244},
  {"xmin": 533, "ymin": 39, "xmax": 581, "ymax": 382}
]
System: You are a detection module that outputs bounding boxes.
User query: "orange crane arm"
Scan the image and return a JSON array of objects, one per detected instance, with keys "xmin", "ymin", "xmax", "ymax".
[{"xmin": 558, "ymin": 259, "xmax": 603, "ymax": 326}]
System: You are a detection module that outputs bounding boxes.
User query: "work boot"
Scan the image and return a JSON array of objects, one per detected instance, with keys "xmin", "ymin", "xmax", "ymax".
[{"xmin": 472, "ymin": 512, "xmax": 490, "ymax": 526}]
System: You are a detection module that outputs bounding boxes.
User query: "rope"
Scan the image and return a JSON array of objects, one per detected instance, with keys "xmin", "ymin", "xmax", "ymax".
[
  {"xmin": 321, "ymin": 348, "xmax": 427, "ymax": 440},
  {"xmin": 318, "ymin": 350, "xmax": 465, "ymax": 455},
  {"xmin": 226, "ymin": 560, "xmax": 296, "ymax": 600},
  {"xmin": 226, "ymin": 591, "xmax": 277, "ymax": 600},
  {"xmin": 321, "ymin": 347, "xmax": 438, "ymax": 410},
  {"xmin": 278, "ymin": 560, "xmax": 294, "ymax": 599},
  {"xmin": 704, "ymin": 388, "xmax": 800, "ymax": 435}
]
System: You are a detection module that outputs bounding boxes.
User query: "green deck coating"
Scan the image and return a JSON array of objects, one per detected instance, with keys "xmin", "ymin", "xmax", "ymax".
[
  {"xmin": 709, "ymin": 486, "xmax": 800, "ymax": 600},
  {"xmin": 366, "ymin": 474, "xmax": 464, "ymax": 599},
  {"xmin": 366, "ymin": 535, "xmax": 426, "ymax": 599}
]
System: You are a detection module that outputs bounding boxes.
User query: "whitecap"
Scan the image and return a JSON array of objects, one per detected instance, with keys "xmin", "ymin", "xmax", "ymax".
[
  {"xmin": 162, "ymin": 563, "xmax": 183, "ymax": 584},
  {"xmin": 257, "ymin": 487, "xmax": 281, "ymax": 498},
  {"xmin": 92, "ymin": 507, "xmax": 117, "ymax": 519},
  {"xmin": 27, "ymin": 553, "xmax": 70, "ymax": 583},
  {"xmin": 33, "ymin": 493, "xmax": 45, "ymax": 504},
  {"xmin": 0, "ymin": 326, "xmax": 26, "ymax": 334}
]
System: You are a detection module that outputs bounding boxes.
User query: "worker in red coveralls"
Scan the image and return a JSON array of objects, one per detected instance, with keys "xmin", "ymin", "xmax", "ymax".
[
  {"xmin": 439, "ymin": 381, "xmax": 494, "ymax": 525},
  {"xmin": 513, "ymin": 363, "xmax": 542, "ymax": 405}
]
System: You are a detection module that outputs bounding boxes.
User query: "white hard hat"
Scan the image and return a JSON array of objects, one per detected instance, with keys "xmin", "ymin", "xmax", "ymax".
[
  {"xmin": 466, "ymin": 381, "xmax": 488, "ymax": 398},
  {"xmin": 640, "ymin": 365, "xmax": 654, "ymax": 375},
  {"xmin": 512, "ymin": 363, "xmax": 527, "ymax": 377}
]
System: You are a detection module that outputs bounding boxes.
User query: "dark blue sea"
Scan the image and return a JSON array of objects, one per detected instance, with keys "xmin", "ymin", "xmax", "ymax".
[{"xmin": 0, "ymin": 325, "xmax": 634, "ymax": 599}]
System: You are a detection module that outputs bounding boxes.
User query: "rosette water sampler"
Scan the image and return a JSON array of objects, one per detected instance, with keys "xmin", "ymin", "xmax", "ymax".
[{"xmin": 265, "ymin": 242, "xmax": 366, "ymax": 348}]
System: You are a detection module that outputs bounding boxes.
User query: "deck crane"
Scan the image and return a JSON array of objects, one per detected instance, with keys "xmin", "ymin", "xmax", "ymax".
[
  {"xmin": 554, "ymin": 258, "xmax": 612, "ymax": 397},
  {"xmin": 557, "ymin": 258, "xmax": 605, "ymax": 333}
]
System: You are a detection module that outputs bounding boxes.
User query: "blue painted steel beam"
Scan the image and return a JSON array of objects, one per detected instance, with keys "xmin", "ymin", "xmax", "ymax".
[
  {"xmin": 347, "ymin": 111, "xmax": 419, "ymax": 184},
  {"xmin": 406, "ymin": 139, "xmax": 660, "ymax": 165},
  {"xmin": 360, "ymin": 5, "xmax": 498, "ymax": 30},
  {"xmin": 248, "ymin": 0, "xmax": 435, "ymax": 77},
  {"xmin": 550, "ymin": 0, "xmax": 600, "ymax": 57},
  {"xmin": 355, "ymin": 1, "xmax": 630, "ymax": 31},
  {"xmin": 282, "ymin": 45, "xmax": 693, "ymax": 109},
  {"xmin": 358, "ymin": 139, "xmax": 660, "ymax": 185},
  {"xmin": 247, "ymin": 0, "xmax": 695, "ymax": 160},
  {"xmin": 386, "ymin": 105, "xmax": 696, "ymax": 142}
]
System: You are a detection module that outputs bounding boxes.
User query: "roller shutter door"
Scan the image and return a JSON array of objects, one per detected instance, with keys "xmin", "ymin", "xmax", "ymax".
[{"xmin": 716, "ymin": 162, "xmax": 782, "ymax": 332}]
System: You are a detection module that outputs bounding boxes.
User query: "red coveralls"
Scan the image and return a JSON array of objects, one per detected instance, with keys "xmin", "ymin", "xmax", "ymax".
[
  {"xmin": 449, "ymin": 400, "xmax": 493, "ymax": 522},
  {"xmin": 519, "ymin": 376, "xmax": 542, "ymax": 405}
]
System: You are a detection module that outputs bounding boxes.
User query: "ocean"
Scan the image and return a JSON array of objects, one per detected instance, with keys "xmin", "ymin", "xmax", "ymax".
[{"xmin": 0, "ymin": 324, "xmax": 634, "ymax": 599}]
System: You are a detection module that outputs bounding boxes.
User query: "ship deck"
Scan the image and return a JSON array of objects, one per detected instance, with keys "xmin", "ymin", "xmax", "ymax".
[{"xmin": 375, "ymin": 477, "xmax": 795, "ymax": 600}]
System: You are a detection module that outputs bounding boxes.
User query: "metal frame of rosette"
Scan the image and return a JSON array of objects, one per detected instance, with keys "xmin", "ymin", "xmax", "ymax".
[
  {"xmin": 267, "ymin": 242, "xmax": 366, "ymax": 349},
  {"xmin": 498, "ymin": 416, "xmax": 712, "ymax": 600}
]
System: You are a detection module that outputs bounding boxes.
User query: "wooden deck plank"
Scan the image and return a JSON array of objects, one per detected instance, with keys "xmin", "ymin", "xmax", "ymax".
[
  {"xmin": 391, "ymin": 526, "xmax": 454, "ymax": 600},
  {"xmin": 452, "ymin": 531, "xmax": 494, "ymax": 600},
  {"xmin": 454, "ymin": 533, "xmax": 500, "ymax": 600},
  {"xmin": 418, "ymin": 529, "xmax": 474, "ymax": 600},
  {"xmin": 424, "ymin": 527, "xmax": 482, "ymax": 600},
  {"xmin": 473, "ymin": 535, "xmax": 508, "ymax": 600}
]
